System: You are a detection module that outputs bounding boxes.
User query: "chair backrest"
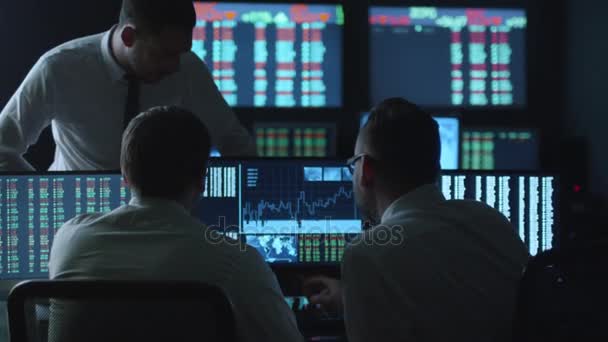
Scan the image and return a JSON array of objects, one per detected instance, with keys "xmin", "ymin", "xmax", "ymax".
[
  {"xmin": 7, "ymin": 280, "xmax": 236, "ymax": 342},
  {"xmin": 513, "ymin": 240, "xmax": 608, "ymax": 341}
]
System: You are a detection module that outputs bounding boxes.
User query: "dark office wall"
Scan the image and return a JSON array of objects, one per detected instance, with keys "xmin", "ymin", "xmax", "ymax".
[
  {"xmin": 0, "ymin": 1, "xmax": 121, "ymax": 105},
  {"xmin": 565, "ymin": 0, "xmax": 608, "ymax": 197},
  {"xmin": 0, "ymin": 0, "xmax": 121, "ymax": 169}
]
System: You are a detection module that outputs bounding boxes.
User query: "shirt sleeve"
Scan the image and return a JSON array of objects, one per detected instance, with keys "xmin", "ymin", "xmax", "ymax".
[
  {"xmin": 226, "ymin": 247, "xmax": 304, "ymax": 342},
  {"xmin": 341, "ymin": 241, "xmax": 415, "ymax": 342},
  {"xmin": 0, "ymin": 55, "xmax": 56, "ymax": 171},
  {"xmin": 183, "ymin": 53, "xmax": 256, "ymax": 156}
]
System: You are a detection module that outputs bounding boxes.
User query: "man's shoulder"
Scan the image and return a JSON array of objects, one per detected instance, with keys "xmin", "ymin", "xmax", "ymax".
[
  {"xmin": 177, "ymin": 52, "xmax": 215, "ymax": 83},
  {"xmin": 58, "ymin": 212, "xmax": 106, "ymax": 232},
  {"xmin": 180, "ymin": 51, "xmax": 206, "ymax": 69},
  {"xmin": 201, "ymin": 230, "xmax": 266, "ymax": 264},
  {"xmin": 181, "ymin": 229, "xmax": 275, "ymax": 284},
  {"xmin": 345, "ymin": 223, "xmax": 405, "ymax": 261},
  {"xmin": 443, "ymin": 199, "xmax": 512, "ymax": 224},
  {"xmin": 53, "ymin": 212, "xmax": 108, "ymax": 247},
  {"xmin": 346, "ymin": 199, "xmax": 512, "ymax": 252},
  {"xmin": 40, "ymin": 32, "xmax": 105, "ymax": 69}
]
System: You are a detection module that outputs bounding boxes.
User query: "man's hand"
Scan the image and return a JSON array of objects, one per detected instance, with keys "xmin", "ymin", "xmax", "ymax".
[{"xmin": 302, "ymin": 276, "xmax": 343, "ymax": 313}]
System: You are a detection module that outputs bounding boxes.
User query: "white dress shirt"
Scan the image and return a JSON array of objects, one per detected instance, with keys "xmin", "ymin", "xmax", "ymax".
[
  {"xmin": 49, "ymin": 197, "xmax": 303, "ymax": 342},
  {"xmin": 0, "ymin": 28, "xmax": 256, "ymax": 171},
  {"xmin": 342, "ymin": 184, "xmax": 529, "ymax": 342}
]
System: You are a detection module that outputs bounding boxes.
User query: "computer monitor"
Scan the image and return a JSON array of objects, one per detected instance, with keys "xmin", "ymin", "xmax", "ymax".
[
  {"xmin": 369, "ymin": 7, "xmax": 527, "ymax": 107},
  {"xmin": 192, "ymin": 2, "xmax": 344, "ymax": 107},
  {"xmin": 0, "ymin": 163, "xmax": 557, "ymax": 279},
  {"xmin": 441, "ymin": 171, "xmax": 558, "ymax": 256},
  {"xmin": 461, "ymin": 127, "xmax": 539, "ymax": 170},
  {"xmin": 0, "ymin": 160, "xmax": 358, "ymax": 279},
  {"xmin": 0, "ymin": 174, "xmax": 130, "ymax": 279},
  {"xmin": 238, "ymin": 159, "xmax": 359, "ymax": 263},
  {"xmin": 360, "ymin": 112, "xmax": 460, "ymax": 170},
  {"xmin": 254, "ymin": 122, "xmax": 336, "ymax": 157}
]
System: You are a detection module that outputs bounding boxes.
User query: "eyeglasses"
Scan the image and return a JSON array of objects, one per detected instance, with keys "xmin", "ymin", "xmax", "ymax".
[{"xmin": 346, "ymin": 153, "xmax": 366, "ymax": 175}]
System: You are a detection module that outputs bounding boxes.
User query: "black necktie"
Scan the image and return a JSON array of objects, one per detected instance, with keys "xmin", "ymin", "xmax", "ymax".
[{"xmin": 123, "ymin": 76, "xmax": 140, "ymax": 130}]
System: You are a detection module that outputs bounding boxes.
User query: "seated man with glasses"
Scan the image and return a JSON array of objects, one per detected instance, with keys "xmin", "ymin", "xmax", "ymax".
[{"xmin": 304, "ymin": 98, "xmax": 529, "ymax": 342}]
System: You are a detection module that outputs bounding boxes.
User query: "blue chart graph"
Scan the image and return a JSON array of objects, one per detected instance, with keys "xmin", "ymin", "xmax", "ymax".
[{"xmin": 241, "ymin": 163, "xmax": 361, "ymax": 234}]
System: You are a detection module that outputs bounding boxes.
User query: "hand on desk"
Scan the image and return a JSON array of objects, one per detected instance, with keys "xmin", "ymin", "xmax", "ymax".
[{"xmin": 302, "ymin": 276, "xmax": 343, "ymax": 314}]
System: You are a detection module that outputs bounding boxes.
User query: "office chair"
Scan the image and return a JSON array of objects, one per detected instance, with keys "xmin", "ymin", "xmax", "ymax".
[
  {"xmin": 512, "ymin": 240, "xmax": 608, "ymax": 341},
  {"xmin": 7, "ymin": 280, "xmax": 236, "ymax": 342}
]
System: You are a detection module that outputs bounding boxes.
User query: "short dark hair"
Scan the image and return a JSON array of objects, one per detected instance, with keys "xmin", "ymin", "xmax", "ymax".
[
  {"xmin": 362, "ymin": 97, "xmax": 440, "ymax": 187},
  {"xmin": 119, "ymin": 0, "xmax": 196, "ymax": 35},
  {"xmin": 121, "ymin": 106, "xmax": 211, "ymax": 200}
]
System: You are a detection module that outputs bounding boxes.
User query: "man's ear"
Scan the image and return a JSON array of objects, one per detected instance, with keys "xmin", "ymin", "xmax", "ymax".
[
  {"xmin": 360, "ymin": 156, "xmax": 375, "ymax": 188},
  {"xmin": 121, "ymin": 170, "xmax": 129, "ymax": 186},
  {"xmin": 121, "ymin": 25, "xmax": 137, "ymax": 48}
]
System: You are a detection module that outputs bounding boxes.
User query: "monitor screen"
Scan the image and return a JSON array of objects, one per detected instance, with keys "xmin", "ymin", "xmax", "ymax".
[
  {"xmin": 360, "ymin": 113, "xmax": 460, "ymax": 170},
  {"xmin": 239, "ymin": 160, "xmax": 359, "ymax": 263},
  {"xmin": 462, "ymin": 128, "xmax": 539, "ymax": 170},
  {"xmin": 370, "ymin": 7, "xmax": 527, "ymax": 107},
  {"xmin": 0, "ymin": 163, "xmax": 557, "ymax": 279},
  {"xmin": 254, "ymin": 122, "xmax": 335, "ymax": 157},
  {"xmin": 192, "ymin": 2, "xmax": 344, "ymax": 107},
  {"xmin": 441, "ymin": 172, "xmax": 557, "ymax": 256}
]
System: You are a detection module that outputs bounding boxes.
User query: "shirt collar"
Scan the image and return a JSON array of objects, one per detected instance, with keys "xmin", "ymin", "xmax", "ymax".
[
  {"xmin": 380, "ymin": 184, "xmax": 446, "ymax": 224},
  {"xmin": 128, "ymin": 195, "xmax": 192, "ymax": 218},
  {"xmin": 101, "ymin": 25, "xmax": 128, "ymax": 83}
]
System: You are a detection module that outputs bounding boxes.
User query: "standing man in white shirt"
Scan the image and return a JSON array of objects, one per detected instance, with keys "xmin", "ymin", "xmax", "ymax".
[
  {"xmin": 304, "ymin": 98, "xmax": 529, "ymax": 342},
  {"xmin": 49, "ymin": 106, "xmax": 302, "ymax": 342},
  {"xmin": 0, "ymin": 0, "xmax": 255, "ymax": 171}
]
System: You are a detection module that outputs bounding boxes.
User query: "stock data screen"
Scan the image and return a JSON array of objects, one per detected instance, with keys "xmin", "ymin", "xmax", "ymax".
[
  {"xmin": 441, "ymin": 173, "xmax": 557, "ymax": 256},
  {"xmin": 0, "ymin": 175, "xmax": 130, "ymax": 278},
  {"xmin": 254, "ymin": 123, "xmax": 335, "ymax": 157},
  {"xmin": 462, "ymin": 128, "xmax": 539, "ymax": 170},
  {"xmin": 0, "ymin": 160, "xmax": 359, "ymax": 279},
  {"xmin": 370, "ymin": 7, "xmax": 527, "ymax": 107},
  {"xmin": 0, "ymin": 163, "xmax": 557, "ymax": 279},
  {"xmin": 0, "ymin": 172, "xmax": 243, "ymax": 279},
  {"xmin": 241, "ymin": 160, "xmax": 359, "ymax": 263},
  {"xmin": 360, "ymin": 113, "xmax": 460, "ymax": 170},
  {"xmin": 192, "ymin": 2, "xmax": 343, "ymax": 107}
]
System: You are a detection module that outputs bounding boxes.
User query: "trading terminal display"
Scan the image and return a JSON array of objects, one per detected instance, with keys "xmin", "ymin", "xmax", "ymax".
[
  {"xmin": 441, "ymin": 173, "xmax": 556, "ymax": 255},
  {"xmin": 0, "ymin": 160, "xmax": 358, "ymax": 278},
  {"xmin": 370, "ymin": 7, "xmax": 526, "ymax": 107},
  {"xmin": 241, "ymin": 161, "xmax": 359, "ymax": 263},
  {"xmin": 361, "ymin": 113, "xmax": 460, "ymax": 170},
  {"xmin": 0, "ymin": 162, "xmax": 557, "ymax": 279},
  {"xmin": 0, "ymin": 175, "xmax": 130, "ymax": 277},
  {"xmin": 192, "ymin": 2, "xmax": 343, "ymax": 107},
  {"xmin": 254, "ymin": 123, "xmax": 335, "ymax": 157},
  {"xmin": 462, "ymin": 128, "xmax": 539, "ymax": 170}
]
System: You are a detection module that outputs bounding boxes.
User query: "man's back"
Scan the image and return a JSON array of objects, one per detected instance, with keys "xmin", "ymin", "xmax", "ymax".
[
  {"xmin": 342, "ymin": 185, "xmax": 529, "ymax": 342},
  {"xmin": 49, "ymin": 197, "xmax": 302, "ymax": 342}
]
